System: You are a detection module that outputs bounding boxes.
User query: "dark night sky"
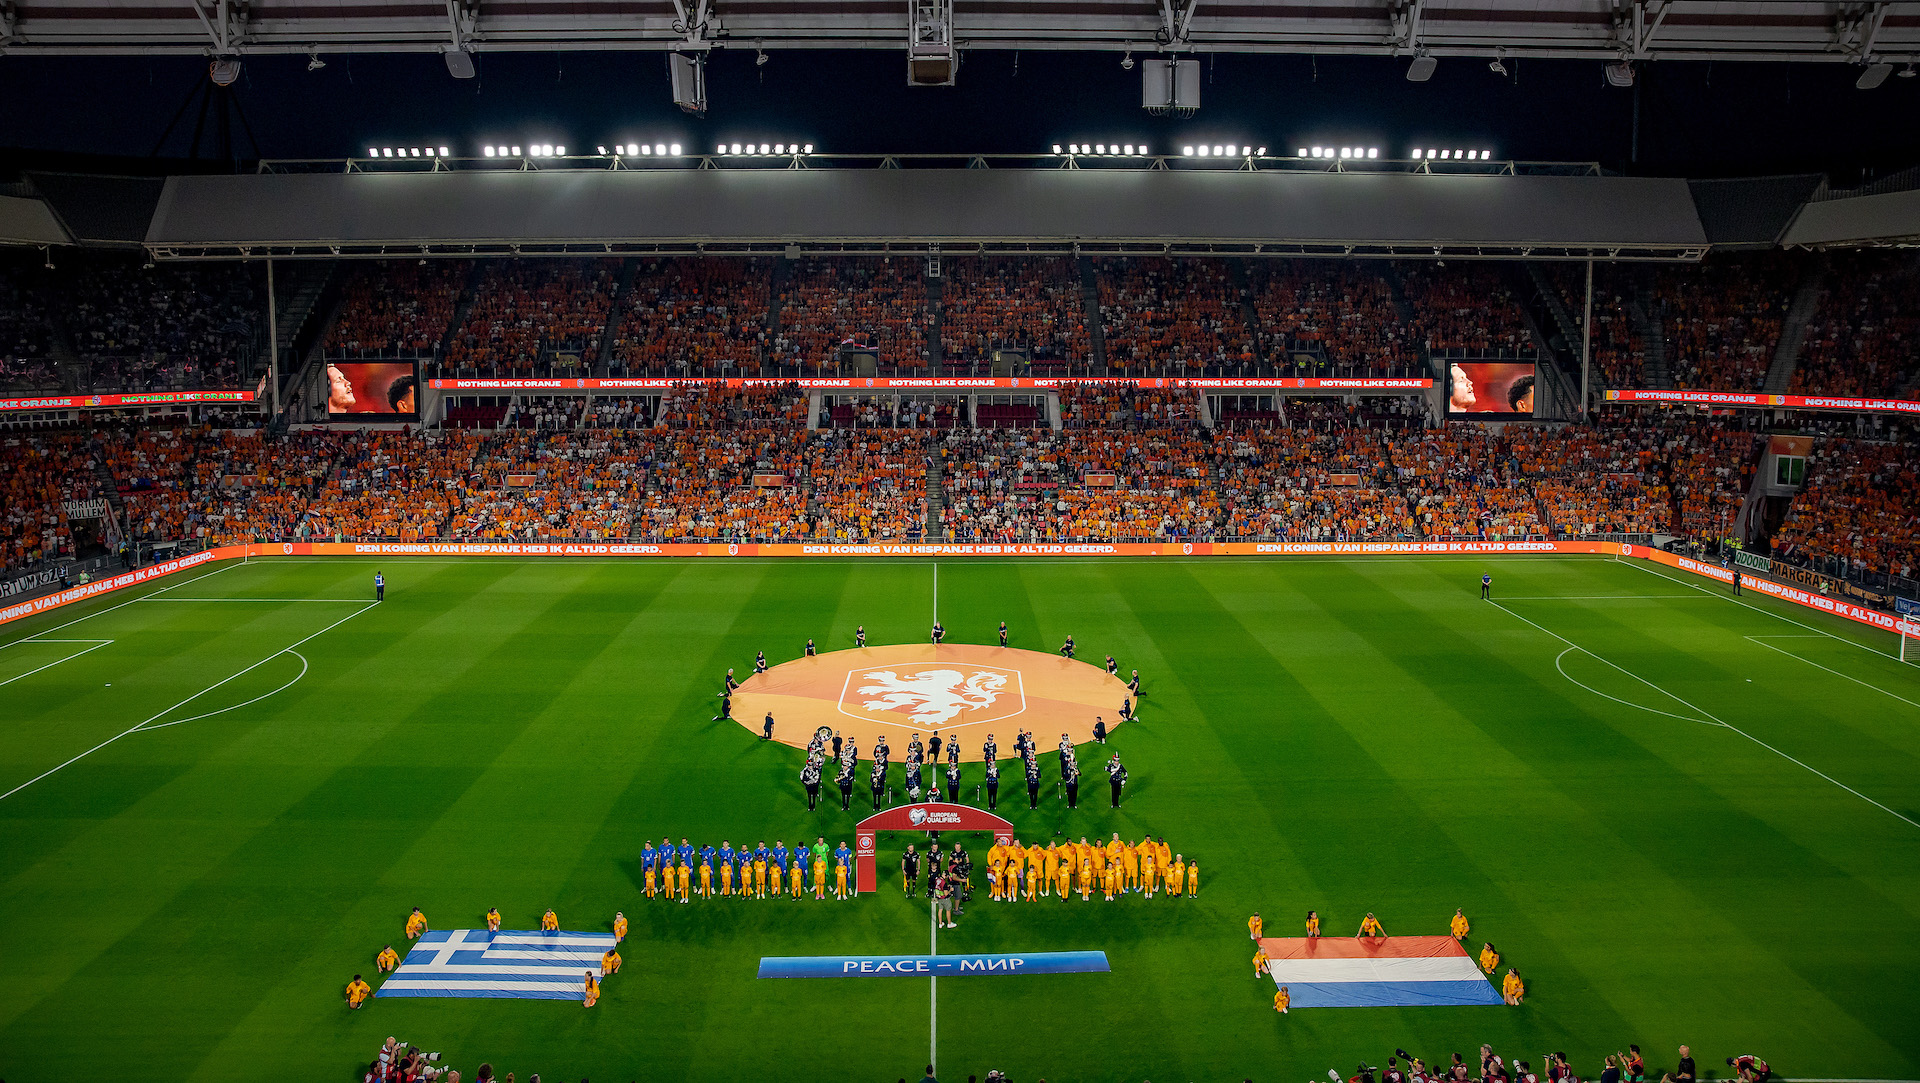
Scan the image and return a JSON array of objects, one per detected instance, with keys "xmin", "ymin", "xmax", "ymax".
[{"xmin": 1, "ymin": 48, "xmax": 1917, "ymax": 180}]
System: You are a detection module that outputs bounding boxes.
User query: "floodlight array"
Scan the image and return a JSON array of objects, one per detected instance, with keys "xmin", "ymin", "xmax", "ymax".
[
  {"xmin": 1299, "ymin": 146, "xmax": 1380, "ymax": 160},
  {"xmin": 714, "ymin": 142, "xmax": 815, "ymax": 155},
  {"xmin": 481, "ymin": 144, "xmax": 566, "ymax": 157},
  {"xmin": 597, "ymin": 142, "xmax": 686, "ymax": 157},
  {"xmin": 1053, "ymin": 142, "xmax": 1152, "ymax": 156},
  {"xmin": 1411, "ymin": 148, "xmax": 1496, "ymax": 161},
  {"xmin": 364, "ymin": 146, "xmax": 452, "ymax": 159}
]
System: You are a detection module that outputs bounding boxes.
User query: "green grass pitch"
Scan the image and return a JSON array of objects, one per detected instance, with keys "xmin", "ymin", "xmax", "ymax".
[{"xmin": 2, "ymin": 555, "xmax": 1918, "ymax": 1083}]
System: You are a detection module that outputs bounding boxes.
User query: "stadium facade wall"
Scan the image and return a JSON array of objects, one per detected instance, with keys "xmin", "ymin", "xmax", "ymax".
[{"xmin": 6, "ymin": 542, "xmax": 1914, "ymax": 641}]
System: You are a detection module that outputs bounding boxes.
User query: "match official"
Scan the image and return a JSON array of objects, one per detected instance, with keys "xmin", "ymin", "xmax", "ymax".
[
  {"xmin": 374, "ymin": 571, "xmax": 385, "ymax": 602},
  {"xmin": 1481, "ymin": 572, "xmax": 1492, "ymax": 599}
]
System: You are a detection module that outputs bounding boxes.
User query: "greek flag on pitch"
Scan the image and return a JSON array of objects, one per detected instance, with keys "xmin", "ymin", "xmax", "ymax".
[{"xmin": 376, "ymin": 929, "xmax": 617, "ymax": 1000}]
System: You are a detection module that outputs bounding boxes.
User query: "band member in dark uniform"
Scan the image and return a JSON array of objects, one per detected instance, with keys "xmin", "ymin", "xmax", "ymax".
[
  {"xmin": 870, "ymin": 759, "xmax": 887, "ymax": 808},
  {"xmin": 762, "ymin": 712, "xmax": 775, "ymax": 740},
  {"xmin": 712, "ymin": 688, "xmax": 732, "ymax": 721},
  {"xmin": 982, "ymin": 733, "xmax": 997, "ymax": 763},
  {"xmin": 1120, "ymin": 697, "xmax": 1133, "ymax": 721},
  {"xmin": 1105, "ymin": 654, "xmax": 1118, "ymax": 675},
  {"xmin": 906, "ymin": 756, "xmax": 924, "ymax": 802},
  {"xmin": 1093, "ymin": 717, "xmax": 1107, "ymax": 744},
  {"xmin": 754, "ymin": 651, "xmax": 767, "ymax": 674},
  {"xmin": 725, "ymin": 668, "xmax": 740, "ymax": 693},
  {"xmin": 1058, "ymin": 733, "xmax": 1073, "ymax": 773},
  {"xmin": 1064, "ymin": 758, "xmax": 1080, "ymax": 809},
  {"xmin": 945, "ymin": 761, "xmax": 962, "ymax": 803},
  {"xmin": 802, "ymin": 759, "xmax": 822, "ymax": 810},
  {"xmin": 1128, "ymin": 669, "xmax": 1141, "ymax": 696},
  {"xmin": 1061, "ymin": 634, "xmax": 1075, "ymax": 658},
  {"xmin": 856, "ymin": 625, "xmax": 867, "ymax": 647},
  {"xmin": 984, "ymin": 757, "xmax": 1000, "ymax": 810},
  {"xmin": 931, "ymin": 621, "xmax": 945, "ymax": 644},
  {"xmin": 836, "ymin": 757, "xmax": 855, "ymax": 811},
  {"xmin": 805, "ymin": 638, "xmax": 817, "ymax": 656},
  {"xmin": 998, "ymin": 620, "xmax": 1008, "ymax": 646},
  {"xmin": 902, "ymin": 845, "xmax": 921, "ymax": 897},
  {"xmin": 946, "ymin": 734, "xmax": 959, "ymax": 766},
  {"xmin": 1026, "ymin": 759, "xmax": 1041, "ymax": 809},
  {"xmin": 908, "ymin": 733, "xmax": 923, "ymax": 762},
  {"xmin": 1107, "ymin": 753, "xmax": 1128, "ymax": 808}
]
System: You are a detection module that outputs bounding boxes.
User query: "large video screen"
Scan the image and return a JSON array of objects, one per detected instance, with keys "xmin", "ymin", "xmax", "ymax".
[
  {"xmin": 325, "ymin": 362, "xmax": 419, "ymax": 418},
  {"xmin": 1447, "ymin": 361, "xmax": 1536, "ymax": 417}
]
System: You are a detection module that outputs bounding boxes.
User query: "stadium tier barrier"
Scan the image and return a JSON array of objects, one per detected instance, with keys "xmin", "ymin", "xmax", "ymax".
[{"xmin": 6, "ymin": 541, "xmax": 1917, "ymax": 641}]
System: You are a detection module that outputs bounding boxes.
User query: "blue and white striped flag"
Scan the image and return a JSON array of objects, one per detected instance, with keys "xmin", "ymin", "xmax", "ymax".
[{"xmin": 376, "ymin": 929, "xmax": 617, "ymax": 1000}]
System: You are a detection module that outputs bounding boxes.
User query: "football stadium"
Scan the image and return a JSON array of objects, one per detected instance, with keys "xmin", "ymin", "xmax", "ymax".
[{"xmin": 2, "ymin": 7, "xmax": 1920, "ymax": 1083}]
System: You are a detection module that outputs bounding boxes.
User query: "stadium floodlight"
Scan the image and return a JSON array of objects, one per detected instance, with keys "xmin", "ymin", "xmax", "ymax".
[
  {"xmin": 599, "ymin": 145, "xmax": 609, "ymax": 155},
  {"xmin": 369, "ymin": 147, "xmax": 381, "ymax": 158},
  {"xmin": 1482, "ymin": 149, "xmax": 1492, "ymax": 158},
  {"xmin": 556, "ymin": 145, "xmax": 566, "ymax": 155},
  {"xmin": 1311, "ymin": 145, "xmax": 1322, "ymax": 157},
  {"xmin": 775, "ymin": 143, "xmax": 785, "ymax": 154},
  {"xmin": 1183, "ymin": 145, "xmax": 1195, "ymax": 156},
  {"xmin": 1339, "ymin": 147, "xmax": 1350, "ymax": 159},
  {"xmin": 716, "ymin": 143, "xmax": 727, "ymax": 155},
  {"xmin": 730, "ymin": 142, "xmax": 742, "ymax": 154},
  {"xmin": 1856, "ymin": 62, "xmax": 1894, "ymax": 90},
  {"xmin": 1096, "ymin": 143, "xmax": 1106, "ymax": 154},
  {"xmin": 759, "ymin": 143, "xmax": 770, "ymax": 154},
  {"xmin": 669, "ymin": 143, "xmax": 682, "ymax": 155},
  {"xmin": 802, "ymin": 144, "xmax": 813, "ymax": 153},
  {"xmin": 381, "ymin": 148, "xmax": 393, "ymax": 157},
  {"xmin": 1139, "ymin": 145, "xmax": 1148, "ymax": 155},
  {"xmin": 440, "ymin": 147, "xmax": 450, "ymax": 157},
  {"xmin": 1256, "ymin": 147, "xmax": 1266, "ymax": 155},
  {"xmin": 1366, "ymin": 147, "xmax": 1377, "ymax": 158},
  {"xmin": 1453, "ymin": 148, "xmax": 1463, "ymax": 158},
  {"xmin": 511, "ymin": 146, "xmax": 521, "ymax": 156}
]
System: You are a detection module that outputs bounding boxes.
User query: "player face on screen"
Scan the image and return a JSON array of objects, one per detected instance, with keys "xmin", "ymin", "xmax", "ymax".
[
  {"xmin": 327, "ymin": 365, "xmax": 356, "ymax": 412},
  {"xmin": 1450, "ymin": 364, "xmax": 1476, "ymax": 411}
]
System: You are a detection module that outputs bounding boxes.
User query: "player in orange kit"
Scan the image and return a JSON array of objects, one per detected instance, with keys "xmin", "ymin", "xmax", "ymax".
[{"xmin": 1249, "ymin": 912, "xmax": 1263, "ymax": 940}]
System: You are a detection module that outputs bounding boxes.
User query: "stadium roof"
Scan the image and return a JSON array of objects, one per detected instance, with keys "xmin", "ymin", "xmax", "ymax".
[{"xmin": 6, "ymin": 0, "xmax": 1918, "ymax": 61}]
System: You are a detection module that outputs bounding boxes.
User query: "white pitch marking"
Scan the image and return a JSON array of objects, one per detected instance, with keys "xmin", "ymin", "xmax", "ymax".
[
  {"xmin": 0, "ymin": 602, "xmax": 377, "ymax": 804},
  {"xmin": 929, "ymin": 876, "xmax": 938, "ymax": 1077},
  {"xmin": 1745, "ymin": 636, "xmax": 1920, "ymax": 711},
  {"xmin": 1627, "ymin": 560, "xmax": 1901, "ymax": 660},
  {"xmin": 1500, "ymin": 595, "xmax": 1697, "ymax": 600},
  {"xmin": 1553, "ymin": 647, "xmax": 1717, "ymax": 727},
  {"xmin": 932, "ymin": 562, "xmax": 939, "ymax": 626},
  {"xmin": 0, "ymin": 558, "xmax": 245, "ymax": 647},
  {"xmin": 134, "ymin": 651, "xmax": 310, "ymax": 732},
  {"xmin": 1493, "ymin": 600, "xmax": 1919, "ymax": 830},
  {"xmin": 0, "ymin": 639, "xmax": 114, "ymax": 687},
  {"xmin": 138, "ymin": 597, "xmax": 369, "ymax": 602}
]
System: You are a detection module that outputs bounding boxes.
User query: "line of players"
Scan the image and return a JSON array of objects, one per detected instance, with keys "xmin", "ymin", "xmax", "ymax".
[
  {"xmin": 639, "ymin": 837, "xmax": 860, "ymax": 901},
  {"xmin": 964, "ymin": 833, "xmax": 1197, "ymax": 901},
  {"xmin": 798, "ymin": 726, "xmax": 1132, "ymax": 812}
]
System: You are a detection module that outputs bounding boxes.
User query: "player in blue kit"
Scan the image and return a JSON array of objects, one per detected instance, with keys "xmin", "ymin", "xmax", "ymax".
[
  {"xmin": 677, "ymin": 838, "xmax": 695, "ymax": 869},
  {"xmin": 642, "ymin": 839, "xmax": 658, "ymax": 874}
]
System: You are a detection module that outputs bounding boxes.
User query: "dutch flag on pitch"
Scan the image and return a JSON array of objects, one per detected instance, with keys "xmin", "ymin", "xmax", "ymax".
[
  {"xmin": 1261, "ymin": 935, "xmax": 1503, "ymax": 1008},
  {"xmin": 376, "ymin": 929, "xmax": 617, "ymax": 1000}
]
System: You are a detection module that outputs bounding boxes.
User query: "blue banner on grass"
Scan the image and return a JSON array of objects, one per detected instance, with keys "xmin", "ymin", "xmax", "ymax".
[{"xmin": 758, "ymin": 950, "xmax": 1109, "ymax": 979}]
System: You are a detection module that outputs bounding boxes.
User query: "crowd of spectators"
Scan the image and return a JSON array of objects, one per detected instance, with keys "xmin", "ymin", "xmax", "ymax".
[
  {"xmin": 1507, "ymin": 420, "xmax": 1673, "ymax": 536},
  {"xmin": 937, "ymin": 256, "xmax": 1089, "ymax": 365},
  {"xmin": 63, "ymin": 259, "xmax": 261, "ymax": 392},
  {"xmin": 444, "ymin": 259, "xmax": 619, "ymax": 376},
  {"xmin": 1057, "ymin": 382, "xmax": 1198, "ymax": 429},
  {"xmin": 1790, "ymin": 251, "xmax": 1920, "ymax": 397},
  {"xmin": 1771, "ymin": 436, "xmax": 1919, "ymax": 582},
  {"xmin": 610, "ymin": 257, "xmax": 773, "ymax": 375},
  {"xmin": 1395, "ymin": 262, "xmax": 1535, "ymax": 355},
  {"xmin": 1, "ymin": 432, "xmax": 100, "ymax": 572},
  {"xmin": 1096, "ymin": 257, "xmax": 1253, "ymax": 372},
  {"xmin": 1654, "ymin": 254, "xmax": 1797, "ymax": 391},
  {"xmin": 657, "ymin": 382, "xmax": 808, "ymax": 429},
  {"xmin": 806, "ymin": 428, "xmax": 931, "ymax": 541},
  {"xmin": 328, "ymin": 260, "xmax": 469, "ymax": 357},
  {"xmin": 772, "ymin": 258, "xmax": 930, "ymax": 370},
  {"xmin": 1248, "ymin": 260, "xmax": 1421, "ymax": 375},
  {"xmin": 0, "ymin": 263, "xmax": 57, "ymax": 392},
  {"xmin": 1216, "ymin": 427, "xmax": 1416, "ymax": 540}
]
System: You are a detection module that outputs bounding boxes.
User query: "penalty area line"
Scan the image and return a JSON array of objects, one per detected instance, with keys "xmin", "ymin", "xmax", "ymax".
[
  {"xmin": 1744, "ymin": 636, "xmax": 1920, "ymax": 711},
  {"xmin": 0, "ymin": 639, "xmax": 115, "ymax": 687},
  {"xmin": 1625, "ymin": 560, "xmax": 1900, "ymax": 660},
  {"xmin": 1491, "ymin": 600, "xmax": 1920, "ymax": 831},
  {"xmin": 0, "ymin": 601, "xmax": 376, "ymax": 804}
]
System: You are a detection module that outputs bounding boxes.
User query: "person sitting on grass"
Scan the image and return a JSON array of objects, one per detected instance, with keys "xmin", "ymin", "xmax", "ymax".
[
  {"xmin": 376, "ymin": 944, "xmax": 400, "ymax": 972},
  {"xmin": 1502, "ymin": 966, "xmax": 1525, "ymax": 1005},
  {"xmin": 346, "ymin": 974, "xmax": 372, "ymax": 1009}
]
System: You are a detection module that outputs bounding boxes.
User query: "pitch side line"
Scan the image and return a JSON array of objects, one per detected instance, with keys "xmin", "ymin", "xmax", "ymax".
[
  {"xmin": 1501, "ymin": 595, "xmax": 1697, "ymax": 600},
  {"xmin": 1745, "ymin": 636, "xmax": 1920, "ymax": 711},
  {"xmin": 929, "ymin": 878, "xmax": 938, "ymax": 1077},
  {"xmin": 0, "ymin": 558, "xmax": 245, "ymax": 647},
  {"xmin": 138, "ymin": 597, "xmax": 369, "ymax": 602},
  {"xmin": 0, "ymin": 639, "xmax": 114, "ymax": 687},
  {"xmin": 1492, "ymin": 600, "xmax": 1920, "ymax": 830},
  {"xmin": 1625, "ymin": 560, "xmax": 1901, "ymax": 660},
  {"xmin": 932, "ymin": 562, "xmax": 939, "ymax": 626},
  {"xmin": 0, "ymin": 602, "xmax": 377, "ymax": 804}
]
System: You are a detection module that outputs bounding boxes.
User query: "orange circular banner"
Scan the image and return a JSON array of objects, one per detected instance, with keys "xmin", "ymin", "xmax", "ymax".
[{"xmin": 733, "ymin": 644, "xmax": 1132, "ymax": 759}]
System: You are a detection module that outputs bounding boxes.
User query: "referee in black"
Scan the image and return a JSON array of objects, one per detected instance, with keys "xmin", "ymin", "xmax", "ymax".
[
  {"xmin": 902, "ymin": 845, "xmax": 921, "ymax": 898},
  {"xmin": 836, "ymin": 757, "xmax": 855, "ymax": 811},
  {"xmin": 802, "ymin": 759, "xmax": 822, "ymax": 811}
]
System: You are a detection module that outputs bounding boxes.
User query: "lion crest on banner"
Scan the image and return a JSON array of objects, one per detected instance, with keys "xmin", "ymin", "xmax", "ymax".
[{"xmin": 855, "ymin": 668, "xmax": 1008, "ymax": 725}]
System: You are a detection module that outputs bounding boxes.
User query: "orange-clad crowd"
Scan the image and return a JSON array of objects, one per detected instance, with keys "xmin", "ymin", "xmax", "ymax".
[
  {"xmin": 327, "ymin": 260, "xmax": 471, "ymax": 356},
  {"xmin": 609, "ymin": 257, "xmax": 773, "ymax": 374},
  {"xmin": 1790, "ymin": 252, "xmax": 1920, "ymax": 397},
  {"xmin": 806, "ymin": 429, "xmax": 932, "ymax": 541},
  {"xmin": 771, "ymin": 258, "xmax": 930, "ymax": 370},
  {"xmin": 937, "ymin": 256, "xmax": 1089, "ymax": 365},
  {"xmin": 1396, "ymin": 262, "xmax": 1535, "ymax": 354},
  {"xmin": 1096, "ymin": 258, "xmax": 1254, "ymax": 372},
  {"xmin": 1057, "ymin": 382, "xmax": 1199, "ymax": 428},
  {"xmin": 1248, "ymin": 261, "xmax": 1421, "ymax": 374},
  {"xmin": 1772, "ymin": 438, "xmax": 1920, "ymax": 580},
  {"xmin": 445, "ymin": 259, "xmax": 619, "ymax": 374},
  {"xmin": 1, "ymin": 432, "xmax": 100, "ymax": 571},
  {"xmin": 1657, "ymin": 254, "xmax": 1797, "ymax": 391}
]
